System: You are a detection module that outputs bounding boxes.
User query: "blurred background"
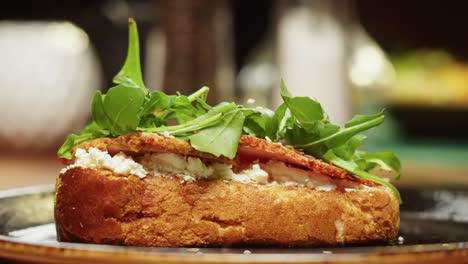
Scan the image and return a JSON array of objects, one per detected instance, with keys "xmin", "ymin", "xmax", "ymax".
[{"xmin": 0, "ymin": 0, "xmax": 467, "ymax": 190}]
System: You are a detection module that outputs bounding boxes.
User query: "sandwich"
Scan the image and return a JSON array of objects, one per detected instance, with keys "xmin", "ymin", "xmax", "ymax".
[{"xmin": 54, "ymin": 19, "xmax": 401, "ymax": 247}]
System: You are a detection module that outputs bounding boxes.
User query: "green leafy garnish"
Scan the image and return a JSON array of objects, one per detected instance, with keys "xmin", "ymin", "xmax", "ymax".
[
  {"xmin": 241, "ymin": 107, "xmax": 275, "ymax": 139},
  {"xmin": 58, "ymin": 122, "xmax": 108, "ymax": 160},
  {"xmin": 93, "ymin": 85, "xmax": 146, "ymax": 135},
  {"xmin": 140, "ymin": 91, "xmax": 170, "ymax": 117},
  {"xmin": 113, "ymin": 18, "xmax": 146, "ymax": 92},
  {"xmin": 58, "ymin": 19, "xmax": 247, "ymax": 160},
  {"xmin": 190, "ymin": 104, "xmax": 245, "ymax": 159},
  {"xmin": 323, "ymin": 151, "xmax": 401, "ymax": 202},
  {"xmin": 58, "ymin": 19, "xmax": 402, "ymax": 203},
  {"xmin": 276, "ymin": 81, "xmax": 402, "ymax": 202}
]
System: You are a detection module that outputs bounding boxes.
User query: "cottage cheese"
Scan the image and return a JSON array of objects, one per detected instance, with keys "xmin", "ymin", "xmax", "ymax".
[{"xmin": 63, "ymin": 148, "xmax": 269, "ymax": 184}]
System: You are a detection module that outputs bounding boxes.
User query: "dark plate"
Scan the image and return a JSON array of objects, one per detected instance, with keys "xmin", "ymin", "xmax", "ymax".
[{"xmin": 0, "ymin": 185, "xmax": 467, "ymax": 263}]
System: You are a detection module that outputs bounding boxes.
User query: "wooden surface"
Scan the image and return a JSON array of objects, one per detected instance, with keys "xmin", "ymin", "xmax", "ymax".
[
  {"xmin": 0, "ymin": 153, "xmax": 60, "ymax": 190},
  {"xmin": 0, "ymin": 239, "xmax": 467, "ymax": 264}
]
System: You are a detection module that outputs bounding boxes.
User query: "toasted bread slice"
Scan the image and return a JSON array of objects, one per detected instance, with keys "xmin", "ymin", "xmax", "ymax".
[{"xmin": 55, "ymin": 166, "xmax": 399, "ymax": 247}]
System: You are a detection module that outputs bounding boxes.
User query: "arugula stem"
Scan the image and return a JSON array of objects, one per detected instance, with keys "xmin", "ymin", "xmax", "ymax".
[
  {"xmin": 348, "ymin": 166, "xmax": 401, "ymax": 203},
  {"xmin": 299, "ymin": 115, "xmax": 384, "ymax": 149},
  {"xmin": 144, "ymin": 112, "xmax": 222, "ymax": 135},
  {"xmin": 153, "ymin": 87, "xmax": 210, "ymax": 123},
  {"xmin": 324, "ymin": 151, "xmax": 402, "ymax": 203},
  {"xmin": 188, "ymin": 86, "xmax": 209, "ymax": 102}
]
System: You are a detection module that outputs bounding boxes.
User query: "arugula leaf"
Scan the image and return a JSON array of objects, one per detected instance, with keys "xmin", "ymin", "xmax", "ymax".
[
  {"xmin": 162, "ymin": 95, "xmax": 201, "ymax": 123},
  {"xmin": 266, "ymin": 103, "xmax": 288, "ymax": 141},
  {"xmin": 139, "ymin": 102, "xmax": 235, "ymax": 134},
  {"xmin": 188, "ymin": 102, "xmax": 237, "ymax": 124},
  {"xmin": 57, "ymin": 134, "xmax": 93, "ymax": 160},
  {"xmin": 78, "ymin": 122, "xmax": 110, "ymax": 138},
  {"xmin": 359, "ymin": 151, "xmax": 402, "ymax": 180},
  {"xmin": 140, "ymin": 91, "xmax": 170, "ymax": 116},
  {"xmin": 190, "ymin": 108, "xmax": 245, "ymax": 159},
  {"xmin": 136, "ymin": 91, "xmax": 171, "ymax": 128},
  {"xmin": 323, "ymin": 151, "xmax": 402, "ymax": 203},
  {"xmin": 140, "ymin": 113, "xmax": 223, "ymax": 135},
  {"xmin": 333, "ymin": 134, "xmax": 367, "ymax": 161},
  {"xmin": 299, "ymin": 111, "xmax": 384, "ymax": 150},
  {"xmin": 113, "ymin": 18, "xmax": 147, "ymax": 92},
  {"xmin": 57, "ymin": 122, "xmax": 108, "ymax": 159},
  {"xmin": 280, "ymin": 79, "xmax": 326, "ymax": 125},
  {"xmin": 277, "ymin": 80, "xmax": 401, "ymax": 202},
  {"xmin": 283, "ymin": 123, "xmax": 317, "ymax": 146},
  {"xmin": 100, "ymin": 85, "xmax": 146, "ymax": 135},
  {"xmin": 241, "ymin": 107, "xmax": 274, "ymax": 138},
  {"xmin": 345, "ymin": 110, "xmax": 385, "ymax": 128},
  {"xmin": 139, "ymin": 102, "xmax": 236, "ymax": 137},
  {"xmin": 91, "ymin": 91, "xmax": 112, "ymax": 130}
]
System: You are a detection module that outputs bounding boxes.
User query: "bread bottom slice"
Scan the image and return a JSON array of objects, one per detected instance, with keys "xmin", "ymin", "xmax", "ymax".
[{"xmin": 54, "ymin": 167, "xmax": 399, "ymax": 247}]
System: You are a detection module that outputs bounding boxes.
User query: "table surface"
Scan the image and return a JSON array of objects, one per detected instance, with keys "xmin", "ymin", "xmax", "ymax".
[{"xmin": 0, "ymin": 152, "xmax": 60, "ymax": 191}]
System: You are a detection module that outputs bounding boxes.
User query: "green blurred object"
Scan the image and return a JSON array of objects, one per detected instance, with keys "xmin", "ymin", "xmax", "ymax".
[{"xmin": 368, "ymin": 139, "xmax": 468, "ymax": 168}]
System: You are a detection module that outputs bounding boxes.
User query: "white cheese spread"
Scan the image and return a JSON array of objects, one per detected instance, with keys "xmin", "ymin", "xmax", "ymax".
[
  {"xmin": 138, "ymin": 153, "xmax": 269, "ymax": 184},
  {"xmin": 61, "ymin": 148, "xmax": 358, "ymax": 192},
  {"xmin": 60, "ymin": 148, "xmax": 147, "ymax": 178}
]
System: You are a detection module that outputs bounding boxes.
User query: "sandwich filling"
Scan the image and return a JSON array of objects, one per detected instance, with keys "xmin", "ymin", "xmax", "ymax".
[{"xmin": 61, "ymin": 147, "xmax": 364, "ymax": 191}]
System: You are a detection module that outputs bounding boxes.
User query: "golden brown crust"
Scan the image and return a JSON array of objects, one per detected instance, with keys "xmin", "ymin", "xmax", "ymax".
[
  {"xmin": 70, "ymin": 132, "xmax": 373, "ymax": 186},
  {"xmin": 55, "ymin": 168, "xmax": 399, "ymax": 247}
]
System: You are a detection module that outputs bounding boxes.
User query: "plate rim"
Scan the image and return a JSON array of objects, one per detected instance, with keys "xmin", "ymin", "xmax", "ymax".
[{"xmin": 1, "ymin": 237, "xmax": 468, "ymax": 264}]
